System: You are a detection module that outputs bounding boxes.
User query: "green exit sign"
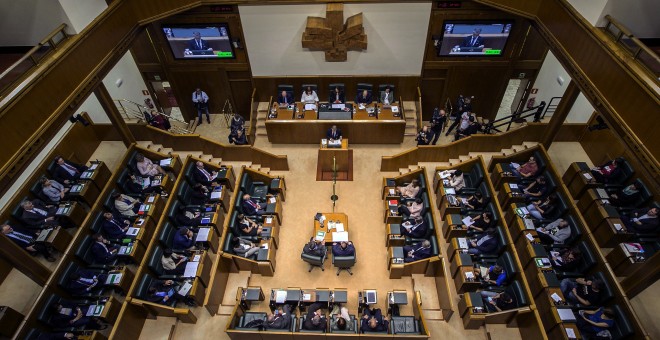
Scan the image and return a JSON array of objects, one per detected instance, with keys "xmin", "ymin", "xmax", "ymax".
[{"xmin": 484, "ymin": 49, "xmax": 502, "ymax": 55}]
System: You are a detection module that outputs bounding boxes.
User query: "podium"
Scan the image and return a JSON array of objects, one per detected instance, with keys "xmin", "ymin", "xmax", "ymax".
[{"xmin": 317, "ymin": 138, "xmax": 353, "ymax": 181}]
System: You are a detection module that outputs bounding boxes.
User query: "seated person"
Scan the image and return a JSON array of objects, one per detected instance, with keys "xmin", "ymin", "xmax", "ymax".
[
  {"xmin": 20, "ymin": 199, "xmax": 58, "ymax": 230},
  {"xmin": 303, "ymin": 237, "xmax": 326, "ymax": 257},
  {"xmin": 41, "ymin": 178, "xmax": 70, "ymax": 203},
  {"xmin": 380, "ymin": 86, "xmax": 394, "ymax": 105},
  {"xmin": 590, "ymin": 158, "xmax": 623, "ymax": 184},
  {"xmin": 173, "ymin": 227, "xmax": 196, "ymax": 250},
  {"xmin": 101, "ymin": 212, "xmax": 130, "ymax": 239},
  {"xmin": 560, "ymin": 277, "xmax": 603, "ymax": 306},
  {"xmin": 161, "ymin": 248, "xmax": 187, "ymax": 275},
  {"xmin": 521, "ymin": 175, "xmax": 548, "ymax": 201},
  {"xmin": 135, "ymin": 153, "xmax": 167, "ymax": 177},
  {"xmin": 125, "ymin": 173, "xmax": 167, "ymax": 197},
  {"xmin": 190, "ymin": 183, "xmax": 210, "ymax": 205},
  {"xmin": 474, "ymin": 264, "xmax": 506, "ymax": 287},
  {"xmin": 192, "ymin": 161, "xmax": 220, "ymax": 187},
  {"xmin": 67, "ymin": 270, "xmax": 107, "ymax": 296},
  {"xmin": 536, "ymin": 218, "xmax": 571, "ymax": 245},
  {"xmin": 52, "ymin": 156, "xmax": 88, "ymax": 185},
  {"xmin": 465, "ymin": 211, "xmax": 494, "ymax": 233},
  {"xmin": 51, "ymin": 302, "xmax": 106, "ymax": 330},
  {"xmin": 266, "ymin": 304, "xmax": 292, "ymax": 329},
  {"xmin": 576, "ymin": 307, "xmax": 614, "ymax": 338},
  {"xmin": 620, "ymin": 207, "xmax": 658, "ymax": 233},
  {"xmin": 609, "ymin": 182, "xmax": 641, "ymax": 207},
  {"xmin": 277, "ymin": 90, "xmax": 293, "ymax": 105},
  {"xmin": 481, "ymin": 292, "xmax": 515, "ymax": 313},
  {"xmin": 146, "ymin": 279, "xmax": 195, "ymax": 306},
  {"xmin": 175, "ymin": 208, "xmax": 202, "ymax": 227},
  {"xmin": 301, "ymin": 86, "xmax": 319, "ymax": 105},
  {"xmin": 232, "ymin": 237, "xmax": 260, "ymax": 258},
  {"xmin": 447, "ymin": 170, "xmax": 465, "ymax": 192},
  {"xmin": 355, "ymin": 89, "xmax": 372, "ymax": 105},
  {"xmin": 332, "ymin": 241, "xmax": 355, "ymax": 256},
  {"xmin": 550, "ymin": 247, "xmax": 582, "ymax": 272},
  {"xmin": 401, "ymin": 216, "xmax": 427, "ymax": 238},
  {"xmin": 327, "ymin": 125, "xmax": 342, "ymax": 141},
  {"xmin": 508, "ymin": 156, "xmax": 539, "ymax": 179},
  {"xmin": 361, "ymin": 307, "xmax": 388, "ymax": 332},
  {"xmin": 230, "ymin": 112, "xmax": 245, "ymax": 133},
  {"xmin": 468, "ymin": 228, "xmax": 498, "ymax": 255},
  {"xmin": 241, "ymin": 194, "xmax": 268, "ymax": 216},
  {"xmin": 331, "ymin": 304, "xmax": 353, "ymax": 331},
  {"xmin": 398, "ymin": 198, "xmax": 424, "ymax": 219},
  {"xmin": 329, "ymin": 86, "xmax": 345, "ymax": 104},
  {"xmin": 526, "ymin": 194, "xmax": 558, "ymax": 220},
  {"xmin": 91, "ymin": 234, "xmax": 118, "ymax": 264},
  {"xmin": 112, "ymin": 193, "xmax": 141, "ymax": 219},
  {"xmin": 229, "ymin": 128, "xmax": 248, "ymax": 145},
  {"xmin": 463, "ymin": 192, "xmax": 485, "ymax": 211},
  {"xmin": 237, "ymin": 214, "xmax": 263, "ymax": 236},
  {"xmin": 303, "ymin": 302, "xmax": 327, "ymax": 331},
  {"xmin": 1, "ymin": 223, "xmax": 56, "ymax": 262},
  {"xmin": 403, "ymin": 240, "xmax": 433, "ymax": 262},
  {"xmin": 396, "ymin": 179, "xmax": 420, "ymax": 199}
]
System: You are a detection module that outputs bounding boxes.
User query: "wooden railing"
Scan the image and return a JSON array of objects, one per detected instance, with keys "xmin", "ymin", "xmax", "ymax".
[
  {"xmin": 247, "ymin": 88, "xmax": 258, "ymax": 145},
  {"xmin": 602, "ymin": 15, "xmax": 660, "ymax": 83},
  {"xmin": 0, "ymin": 24, "xmax": 70, "ymax": 98},
  {"xmin": 415, "ymin": 87, "xmax": 423, "ymax": 131}
]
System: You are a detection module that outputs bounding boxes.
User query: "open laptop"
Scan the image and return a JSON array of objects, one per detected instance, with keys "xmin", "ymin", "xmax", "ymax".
[{"xmin": 365, "ymin": 290, "xmax": 377, "ymax": 304}]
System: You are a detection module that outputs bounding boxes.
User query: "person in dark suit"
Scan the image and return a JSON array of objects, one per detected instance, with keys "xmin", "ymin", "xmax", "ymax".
[
  {"xmin": 187, "ymin": 32, "xmax": 211, "ymax": 51},
  {"xmin": 361, "ymin": 307, "xmax": 388, "ymax": 332},
  {"xmin": 230, "ymin": 113, "xmax": 245, "ymax": 133},
  {"xmin": 91, "ymin": 234, "xmax": 118, "ymax": 264},
  {"xmin": 173, "ymin": 227, "xmax": 196, "ymax": 250},
  {"xmin": 329, "ymin": 86, "xmax": 345, "ymax": 104},
  {"xmin": 416, "ymin": 125, "xmax": 433, "ymax": 146},
  {"xmin": 327, "ymin": 125, "xmax": 342, "ymax": 140},
  {"xmin": 621, "ymin": 207, "xmax": 658, "ymax": 233},
  {"xmin": 237, "ymin": 214, "xmax": 263, "ymax": 236},
  {"xmin": 265, "ymin": 304, "xmax": 292, "ymax": 330},
  {"xmin": 355, "ymin": 90, "xmax": 372, "ymax": 105},
  {"xmin": 52, "ymin": 156, "xmax": 88, "ymax": 185},
  {"xmin": 101, "ymin": 212, "xmax": 130, "ymax": 239},
  {"xmin": 468, "ymin": 228, "xmax": 498, "ymax": 255},
  {"xmin": 50, "ymin": 302, "xmax": 106, "ymax": 329},
  {"xmin": 403, "ymin": 240, "xmax": 432, "ymax": 263},
  {"xmin": 303, "ymin": 237, "xmax": 326, "ymax": 257},
  {"xmin": 462, "ymin": 28, "xmax": 485, "ymax": 48},
  {"xmin": 332, "ymin": 241, "xmax": 355, "ymax": 256},
  {"xmin": 175, "ymin": 208, "xmax": 202, "ymax": 227},
  {"xmin": 277, "ymin": 90, "xmax": 293, "ymax": 105},
  {"xmin": 401, "ymin": 216, "xmax": 427, "ymax": 238},
  {"xmin": 231, "ymin": 128, "xmax": 248, "ymax": 145},
  {"xmin": 1, "ymin": 223, "xmax": 56, "ymax": 261},
  {"xmin": 609, "ymin": 182, "xmax": 641, "ymax": 207},
  {"xmin": 67, "ymin": 270, "xmax": 107, "ymax": 296},
  {"xmin": 192, "ymin": 161, "xmax": 220, "ymax": 187},
  {"xmin": 20, "ymin": 199, "xmax": 58, "ymax": 230},
  {"xmin": 380, "ymin": 86, "xmax": 394, "ymax": 105},
  {"xmin": 146, "ymin": 279, "xmax": 194, "ymax": 306},
  {"xmin": 303, "ymin": 302, "xmax": 327, "ymax": 331},
  {"xmin": 241, "ymin": 194, "xmax": 267, "ymax": 216},
  {"xmin": 189, "ymin": 183, "xmax": 210, "ymax": 205}
]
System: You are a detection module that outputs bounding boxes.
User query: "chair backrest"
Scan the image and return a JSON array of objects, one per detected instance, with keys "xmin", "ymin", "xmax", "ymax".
[
  {"xmin": 575, "ymin": 241, "xmax": 598, "ymax": 274},
  {"xmin": 505, "ymin": 280, "xmax": 529, "ymax": 307},
  {"xmin": 543, "ymin": 171, "xmax": 557, "ymax": 194},
  {"xmin": 533, "ymin": 151, "xmax": 546, "ymax": 173},
  {"xmin": 328, "ymin": 83, "xmax": 345, "ymax": 96},
  {"xmin": 74, "ymin": 235, "xmax": 94, "ymax": 265},
  {"xmin": 11, "ymin": 196, "xmax": 29, "ymax": 221},
  {"xmin": 611, "ymin": 304, "xmax": 635, "ymax": 339},
  {"xmin": 103, "ymin": 189, "xmax": 118, "ymax": 212},
  {"xmin": 147, "ymin": 245, "xmax": 165, "ymax": 275},
  {"xmin": 88, "ymin": 210, "xmax": 106, "ymax": 235},
  {"xmin": 486, "ymin": 203, "xmax": 499, "ymax": 225},
  {"xmin": 158, "ymin": 222, "xmax": 176, "ymax": 249},
  {"xmin": 134, "ymin": 273, "xmax": 155, "ymax": 300},
  {"xmin": 333, "ymin": 255, "xmax": 356, "ymax": 269},
  {"xmin": 302, "ymin": 84, "xmax": 318, "ymax": 93},
  {"xmin": 36, "ymin": 294, "xmax": 60, "ymax": 327},
  {"xmin": 176, "ymin": 183, "xmax": 191, "ymax": 203},
  {"xmin": 493, "ymin": 227, "xmax": 507, "ymax": 255},
  {"xmin": 167, "ymin": 200, "xmax": 183, "ymax": 225},
  {"xmin": 378, "ymin": 84, "xmax": 395, "ymax": 101},
  {"xmin": 277, "ymin": 84, "xmax": 294, "ymax": 96},
  {"xmin": 357, "ymin": 83, "xmax": 373, "ymax": 93},
  {"xmin": 301, "ymin": 252, "xmax": 324, "ymax": 266},
  {"xmin": 632, "ymin": 178, "xmax": 652, "ymax": 207},
  {"xmin": 592, "ymin": 271, "xmax": 614, "ymax": 305},
  {"xmin": 617, "ymin": 158, "xmax": 635, "ymax": 184},
  {"xmin": 496, "ymin": 251, "xmax": 518, "ymax": 282},
  {"xmin": 390, "ymin": 315, "xmax": 419, "ymax": 334},
  {"xmin": 429, "ymin": 235, "xmax": 440, "ymax": 256},
  {"xmin": 56, "ymin": 261, "xmax": 79, "ymax": 291}
]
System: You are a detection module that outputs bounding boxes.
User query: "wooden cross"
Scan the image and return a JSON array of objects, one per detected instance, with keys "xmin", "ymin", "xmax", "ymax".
[{"xmin": 301, "ymin": 3, "xmax": 367, "ymax": 62}]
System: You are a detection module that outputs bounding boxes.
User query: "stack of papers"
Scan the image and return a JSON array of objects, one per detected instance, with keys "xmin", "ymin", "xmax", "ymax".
[
  {"xmin": 557, "ymin": 308, "xmax": 576, "ymax": 321},
  {"xmin": 304, "ymin": 103, "xmax": 316, "ymax": 111},
  {"xmin": 582, "ymin": 173, "xmax": 593, "ymax": 180},
  {"xmin": 523, "ymin": 218, "xmax": 535, "ymax": 229},
  {"xmin": 462, "ymin": 216, "xmax": 474, "ymax": 226},
  {"xmin": 464, "ymin": 271, "xmax": 475, "ymax": 279},
  {"xmin": 275, "ymin": 290, "xmax": 287, "ymax": 303},
  {"xmin": 332, "ymin": 231, "xmax": 349, "ymax": 242},
  {"xmin": 439, "ymin": 171, "xmax": 452, "ymax": 179},
  {"xmin": 550, "ymin": 293, "xmax": 562, "ymax": 303},
  {"xmin": 391, "ymin": 106, "xmax": 399, "ymax": 113},
  {"xmin": 458, "ymin": 238, "xmax": 468, "ymax": 249},
  {"xmin": 195, "ymin": 228, "xmax": 210, "ymax": 241},
  {"xmin": 509, "ymin": 183, "xmax": 519, "ymax": 189},
  {"xmin": 192, "ymin": 254, "xmax": 201, "ymax": 262},
  {"xmin": 445, "ymin": 188, "xmax": 456, "ymax": 195},
  {"xmin": 183, "ymin": 262, "xmax": 200, "ymax": 278},
  {"xmin": 147, "ymin": 196, "xmax": 155, "ymax": 203},
  {"xmin": 89, "ymin": 163, "xmax": 99, "ymax": 170},
  {"xmin": 269, "ymin": 197, "xmax": 276, "ymax": 203},
  {"xmin": 335, "ymin": 223, "xmax": 345, "ymax": 232}
]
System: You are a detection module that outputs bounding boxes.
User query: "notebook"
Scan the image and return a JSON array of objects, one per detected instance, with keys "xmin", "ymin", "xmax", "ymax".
[
  {"xmin": 86, "ymin": 304, "xmax": 103, "ymax": 317},
  {"xmin": 332, "ymin": 231, "xmax": 348, "ymax": 242},
  {"xmin": 210, "ymin": 191, "xmax": 221, "ymax": 200}
]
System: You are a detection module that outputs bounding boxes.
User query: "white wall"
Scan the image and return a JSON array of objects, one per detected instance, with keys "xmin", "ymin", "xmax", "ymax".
[
  {"xmin": 566, "ymin": 0, "xmax": 608, "ymax": 25},
  {"xmin": 0, "ymin": 0, "xmax": 72, "ymax": 46},
  {"xmin": 57, "ymin": 0, "xmax": 107, "ymax": 33},
  {"xmin": 239, "ymin": 3, "xmax": 432, "ymax": 76},
  {"xmin": 598, "ymin": 0, "xmax": 660, "ymax": 38},
  {"xmin": 78, "ymin": 93, "xmax": 109, "ymax": 124},
  {"xmin": 101, "ymin": 52, "xmax": 151, "ymax": 112}
]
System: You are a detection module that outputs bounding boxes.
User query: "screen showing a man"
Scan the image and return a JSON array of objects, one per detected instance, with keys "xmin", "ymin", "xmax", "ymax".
[
  {"xmin": 436, "ymin": 22, "xmax": 512, "ymax": 56},
  {"xmin": 162, "ymin": 25, "xmax": 235, "ymax": 59},
  {"xmin": 462, "ymin": 28, "xmax": 484, "ymax": 48}
]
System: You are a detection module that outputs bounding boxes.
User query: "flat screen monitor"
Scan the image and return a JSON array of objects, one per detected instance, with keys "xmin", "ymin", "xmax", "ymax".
[
  {"xmin": 365, "ymin": 290, "xmax": 377, "ymax": 304},
  {"xmin": 162, "ymin": 24, "xmax": 235, "ymax": 59},
  {"xmin": 435, "ymin": 21, "xmax": 513, "ymax": 57}
]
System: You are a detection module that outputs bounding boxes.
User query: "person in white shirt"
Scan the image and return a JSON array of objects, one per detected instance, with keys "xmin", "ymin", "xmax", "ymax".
[
  {"xmin": 301, "ymin": 86, "xmax": 319, "ymax": 106},
  {"xmin": 192, "ymin": 88, "xmax": 210, "ymax": 124}
]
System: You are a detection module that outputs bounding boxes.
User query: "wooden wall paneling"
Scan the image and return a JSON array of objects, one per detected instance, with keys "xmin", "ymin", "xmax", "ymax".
[
  {"xmin": 420, "ymin": 78, "xmax": 446, "ymax": 119},
  {"xmin": 228, "ymin": 79, "xmax": 253, "ymax": 118},
  {"xmin": 517, "ymin": 25, "xmax": 548, "ymax": 61},
  {"xmin": 167, "ymin": 69, "xmax": 229, "ymax": 121},
  {"xmin": 108, "ymin": 300, "xmax": 149, "ymax": 340},
  {"xmin": 444, "ymin": 65, "xmax": 511, "ymax": 120},
  {"xmin": 131, "ymin": 28, "xmax": 161, "ymax": 65},
  {"xmin": 0, "ymin": 230, "xmax": 51, "ymax": 285}
]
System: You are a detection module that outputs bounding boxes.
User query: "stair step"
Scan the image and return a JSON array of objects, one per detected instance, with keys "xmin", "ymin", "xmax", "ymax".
[{"xmin": 217, "ymin": 305, "xmax": 235, "ymax": 316}]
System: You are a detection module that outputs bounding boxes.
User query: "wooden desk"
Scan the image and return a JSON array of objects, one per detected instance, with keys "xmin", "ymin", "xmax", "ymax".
[
  {"xmin": 446, "ymin": 237, "xmax": 469, "ymax": 263},
  {"xmin": 294, "ymin": 102, "xmax": 319, "ymax": 120},
  {"xmin": 389, "ymin": 246, "xmax": 405, "ymax": 279},
  {"xmin": 548, "ymin": 323, "xmax": 582, "ymax": 340},
  {"xmin": 93, "ymin": 296, "xmax": 121, "ymax": 324},
  {"xmin": 509, "ymin": 214, "xmax": 538, "ymax": 243},
  {"xmin": 138, "ymin": 194, "xmax": 164, "ymax": 221},
  {"xmin": 606, "ymin": 242, "xmax": 647, "ymax": 277},
  {"xmin": 562, "ymin": 162, "xmax": 591, "ymax": 195},
  {"xmin": 105, "ymin": 267, "xmax": 134, "ymax": 295},
  {"xmin": 384, "ymin": 198, "xmax": 402, "ymax": 224},
  {"xmin": 527, "ymin": 270, "xmax": 561, "ymax": 299},
  {"xmin": 117, "ymin": 241, "xmax": 146, "ymax": 265},
  {"xmin": 318, "ymin": 139, "xmax": 352, "ymax": 181},
  {"xmin": 450, "ymin": 252, "xmax": 473, "ymax": 278},
  {"xmin": 37, "ymin": 226, "xmax": 72, "ymax": 253},
  {"xmin": 566, "ymin": 166, "xmax": 598, "ymax": 200},
  {"xmin": 76, "ymin": 331, "xmax": 106, "ymax": 340},
  {"xmin": 497, "ymin": 183, "xmax": 526, "ymax": 209},
  {"xmin": 490, "ymin": 163, "xmax": 519, "ymax": 189},
  {"xmin": 158, "ymin": 156, "xmax": 183, "ymax": 175},
  {"xmin": 68, "ymin": 180, "xmax": 101, "ymax": 207},
  {"xmin": 519, "ymin": 240, "xmax": 549, "ymax": 271},
  {"xmin": 80, "ymin": 161, "xmax": 112, "ymax": 192},
  {"xmin": 209, "ymin": 185, "xmax": 231, "ymax": 213},
  {"xmin": 536, "ymin": 287, "xmax": 575, "ymax": 334},
  {"xmin": 458, "ymin": 292, "xmax": 486, "ymax": 329},
  {"xmin": 215, "ymin": 166, "xmax": 236, "ymax": 192},
  {"xmin": 382, "ymin": 182, "xmax": 398, "ymax": 200},
  {"xmin": 301, "ymin": 289, "xmax": 332, "ymax": 309},
  {"xmin": 436, "ymin": 185, "xmax": 462, "ymax": 216},
  {"xmin": 386, "ymin": 223, "xmax": 405, "ymax": 247},
  {"xmin": 257, "ymin": 238, "xmax": 277, "ymax": 276},
  {"xmin": 187, "ymin": 278, "xmax": 206, "ymax": 306},
  {"xmin": 443, "ymin": 214, "xmax": 468, "ymax": 239},
  {"xmin": 55, "ymin": 202, "xmax": 86, "ymax": 228},
  {"xmin": 133, "ymin": 215, "xmax": 158, "ymax": 234},
  {"xmin": 185, "ymin": 251, "xmax": 213, "ymax": 288},
  {"xmin": 0, "ymin": 306, "xmax": 23, "ymax": 338},
  {"xmin": 454, "ymin": 266, "xmax": 481, "ymax": 294},
  {"xmin": 195, "ymin": 227, "xmax": 219, "ymax": 253},
  {"xmin": 592, "ymin": 216, "xmax": 631, "ymax": 248},
  {"xmin": 265, "ymin": 197, "xmax": 283, "ymax": 226},
  {"xmin": 268, "ymin": 103, "xmax": 295, "ymax": 120},
  {"xmin": 314, "ymin": 213, "xmax": 348, "ymax": 245}
]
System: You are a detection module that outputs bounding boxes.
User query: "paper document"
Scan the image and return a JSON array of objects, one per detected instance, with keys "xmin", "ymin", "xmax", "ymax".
[
  {"xmin": 335, "ymin": 223, "xmax": 345, "ymax": 232},
  {"xmin": 526, "ymin": 233, "xmax": 535, "ymax": 242},
  {"xmin": 623, "ymin": 243, "xmax": 643, "ymax": 253},
  {"xmin": 389, "ymin": 188, "xmax": 395, "ymax": 195},
  {"xmin": 89, "ymin": 164, "xmax": 98, "ymax": 170},
  {"xmin": 261, "ymin": 243, "xmax": 269, "ymax": 249},
  {"xmin": 195, "ymin": 228, "xmax": 210, "ymax": 241},
  {"xmin": 565, "ymin": 328, "xmax": 577, "ymax": 339},
  {"xmin": 582, "ymin": 173, "xmax": 593, "ymax": 180},
  {"xmin": 36, "ymin": 229, "xmax": 51, "ymax": 242},
  {"xmin": 509, "ymin": 183, "xmax": 518, "ymax": 189},
  {"xmin": 332, "ymin": 231, "xmax": 349, "ymax": 242},
  {"xmin": 147, "ymin": 196, "xmax": 155, "ymax": 203},
  {"xmin": 265, "ymin": 217, "xmax": 273, "ymax": 224},
  {"xmin": 275, "ymin": 290, "xmax": 287, "ymax": 303},
  {"xmin": 550, "ymin": 251, "xmax": 560, "ymax": 258},
  {"xmin": 269, "ymin": 197, "xmax": 276, "ymax": 203},
  {"xmin": 81, "ymin": 171, "xmax": 92, "ymax": 179},
  {"xmin": 201, "ymin": 217, "xmax": 211, "ymax": 224},
  {"xmin": 159, "ymin": 158, "xmax": 172, "ymax": 167},
  {"xmin": 613, "ymin": 223, "xmax": 623, "ymax": 231},
  {"xmin": 596, "ymin": 188, "xmax": 608, "ymax": 198},
  {"xmin": 557, "ymin": 308, "xmax": 576, "ymax": 321},
  {"xmin": 510, "ymin": 162, "xmax": 520, "ymax": 169},
  {"xmin": 86, "ymin": 305, "xmax": 103, "ymax": 317},
  {"xmin": 192, "ymin": 254, "xmax": 201, "ymax": 262},
  {"xmin": 462, "ymin": 216, "xmax": 474, "ymax": 226},
  {"xmin": 105, "ymin": 273, "xmax": 122, "ymax": 285},
  {"xmin": 210, "ymin": 191, "xmax": 221, "ymax": 200},
  {"xmin": 118, "ymin": 245, "xmax": 132, "ymax": 255},
  {"xmin": 439, "ymin": 171, "xmax": 451, "ymax": 179},
  {"xmin": 551, "ymin": 293, "xmax": 562, "ymax": 303},
  {"xmin": 127, "ymin": 227, "xmax": 140, "ymax": 236},
  {"xmin": 183, "ymin": 262, "xmax": 200, "ymax": 278},
  {"xmin": 445, "ymin": 188, "xmax": 456, "ymax": 195},
  {"xmin": 391, "ymin": 106, "xmax": 399, "ymax": 113},
  {"xmin": 458, "ymin": 238, "xmax": 468, "ymax": 249},
  {"xmin": 460, "ymin": 197, "xmax": 468, "ymax": 205},
  {"xmin": 464, "ymin": 271, "xmax": 475, "ymax": 279},
  {"xmin": 524, "ymin": 218, "xmax": 535, "ymax": 229},
  {"xmin": 303, "ymin": 293, "xmax": 312, "ymax": 301},
  {"xmin": 136, "ymin": 219, "xmax": 145, "ymax": 226},
  {"xmin": 71, "ymin": 184, "xmax": 83, "ymax": 193}
]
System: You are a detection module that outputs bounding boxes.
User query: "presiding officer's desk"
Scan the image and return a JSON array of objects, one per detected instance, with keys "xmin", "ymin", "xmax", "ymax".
[{"xmin": 266, "ymin": 101, "xmax": 405, "ymax": 144}]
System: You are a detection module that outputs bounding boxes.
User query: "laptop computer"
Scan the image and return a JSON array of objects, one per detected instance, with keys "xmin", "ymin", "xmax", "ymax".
[
  {"xmin": 365, "ymin": 290, "xmax": 377, "ymax": 304},
  {"xmin": 178, "ymin": 282, "xmax": 193, "ymax": 296},
  {"xmin": 36, "ymin": 228, "xmax": 52, "ymax": 242}
]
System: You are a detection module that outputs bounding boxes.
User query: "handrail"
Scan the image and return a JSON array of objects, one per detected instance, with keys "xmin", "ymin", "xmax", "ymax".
[
  {"xmin": 602, "ymin": 15, "xmax": 660, "ymax": 82},
  {"xmin": 483, "ymin": 103, "xmax": 544, "ymax": 133},
  {"xmin": 416, "ymin": 87, "xmax": 423, "ymax": 131},
  {"xmin": 247, "ymin": 88, "xmax": 258, "ymax": 145},
  {"xmin": 542, "ymin": 96, "xmax": 562, "ymax": 119},
  {"xmin": 0, "ymin": 24, "xmax": 69, "ymax": 97},
  {"xmin": 114, "ymin": 98, "xmax": 192, "ymax": 134}
]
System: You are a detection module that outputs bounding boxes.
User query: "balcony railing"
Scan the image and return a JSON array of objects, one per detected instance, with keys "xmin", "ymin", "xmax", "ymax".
[{"xmin": 602, "ymin": 15, "xmax": 660, "ymax": 83}]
